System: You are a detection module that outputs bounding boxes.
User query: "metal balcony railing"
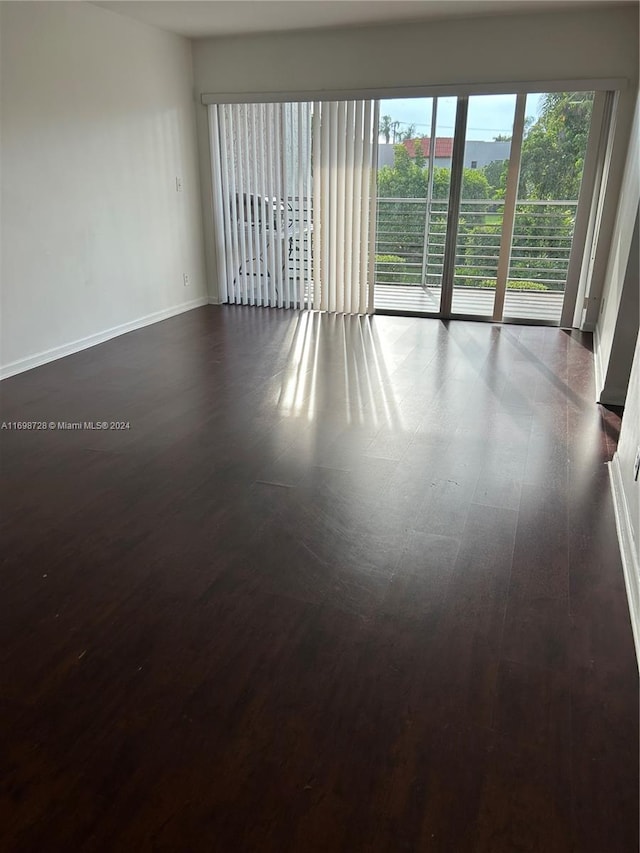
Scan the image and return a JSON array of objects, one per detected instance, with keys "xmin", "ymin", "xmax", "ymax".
[
  {"xmin": 375, "ymin": 197, "xmax": 579, "ymax": 292},
  {"xmin": 281, "ymin": 195, "xmax": 578, "ymax": 320}
]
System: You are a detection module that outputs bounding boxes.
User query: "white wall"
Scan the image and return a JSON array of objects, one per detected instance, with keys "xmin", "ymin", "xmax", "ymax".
[
  {"xmin": 0, "ymin": 2, "xmax": 207, "ymax": 377},
  {"xmin": 192, "ymin": 5, "xmax": 639, "ymax": 304},
  {"xmin": 617, "ymin": 334, "xmax": 640, "ymax": 556},
  {"xmin": 611, "ymin": 331, "xmax": 640, "ymax": 660},
  {"xmin": 192, "ymin": 8, "xmax": 637, "ymax": 96},
  {"xmin": 595, "ymin": 89, "xmax": 640, "ymax": 404}
]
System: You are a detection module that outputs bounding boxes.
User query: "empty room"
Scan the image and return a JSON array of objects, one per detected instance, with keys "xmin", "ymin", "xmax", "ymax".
[{"xmin": 1, "ymin": 1, "xmax": 639, "ymax": 850}]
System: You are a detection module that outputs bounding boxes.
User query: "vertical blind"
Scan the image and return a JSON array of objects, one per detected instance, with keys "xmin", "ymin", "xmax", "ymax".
[
  {"xmin": 209, "ymin": 100, "xmax": 378, "ymax": 314},
  {"xmin": 312, "ymin": 100, "xmax": 379, "ymax": 313},
  {"xmin": 210, "ymin": 102, "xmax": 312, "ymax": 309}
]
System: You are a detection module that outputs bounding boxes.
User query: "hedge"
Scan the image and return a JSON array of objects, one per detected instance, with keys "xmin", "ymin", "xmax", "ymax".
[{"xmin": 455, "ymin": 278, "xmax": 549, "ymax": 291}]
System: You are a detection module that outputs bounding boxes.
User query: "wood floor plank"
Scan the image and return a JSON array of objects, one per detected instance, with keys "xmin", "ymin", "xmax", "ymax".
[{"xmin": 0, "ymin": 306, "xmax": 636, "ymax": 851}]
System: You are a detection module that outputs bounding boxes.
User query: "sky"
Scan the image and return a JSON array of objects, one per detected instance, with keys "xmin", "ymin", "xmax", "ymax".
[{"xmin": 379, "ymin": 93, "xmax": 544, "ymax": 142}]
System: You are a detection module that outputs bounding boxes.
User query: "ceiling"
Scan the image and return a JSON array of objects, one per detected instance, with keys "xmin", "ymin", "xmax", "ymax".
[{"xmin": 94, "ymin": 0, "xmax": 626, "ymax": 40}]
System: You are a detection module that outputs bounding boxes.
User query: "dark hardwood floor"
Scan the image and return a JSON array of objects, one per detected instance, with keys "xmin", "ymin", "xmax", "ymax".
[{"xmin": 1, "ymin": 306, "xmax": 637, "ymax": 852}]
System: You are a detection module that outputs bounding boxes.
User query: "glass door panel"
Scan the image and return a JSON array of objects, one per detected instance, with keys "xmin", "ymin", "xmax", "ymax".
[
  {"xmin": 503, "ymin": 92, "xmax": 595, "ymax": 323},
  {"xmin": 374, "ymin": 96, "xmax": 456, "ymax": 313},
  {"xmin": 450, "ymin": 94, "xmax": 517, "ymax": 317}
]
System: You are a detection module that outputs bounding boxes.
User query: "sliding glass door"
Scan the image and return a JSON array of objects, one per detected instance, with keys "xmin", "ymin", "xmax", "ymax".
[
  {"xmin": 373, "ymin": 89, "xmax": 597, "ymax": 326},
  {"xmin": 208, "ymin": 88, "xmax": 601, "ymax": 327}
]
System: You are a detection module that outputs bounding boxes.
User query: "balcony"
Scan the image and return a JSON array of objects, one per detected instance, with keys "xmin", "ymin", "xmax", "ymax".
[
  {"xmin": 374, "ymin": 197, "xmax": 578, "ymax": 322},
  {"xmin": 283, "ymin": 195, "xmax": 576, "ymax": 321}
]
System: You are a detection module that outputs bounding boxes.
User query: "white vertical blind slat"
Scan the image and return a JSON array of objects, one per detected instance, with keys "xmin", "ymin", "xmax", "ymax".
[
  {"xmin": 343, "ymin": 100, "xmax": 355, "ymax": 315},
  {"xmin": 265, "ymin": 103, "xmax": 278, "ymax": 307},
  {"xmin": 367, "ymin": 100, "xmax": 380, "ymax": 314},
  {"xmin": 335, "ymin": 102, "xmax": 347, "ymax": 313},
  {"xmin": 231, "ymin": 105, "xmax": 248, "ymax": 304},
  {"xmin": 312, "ymin": 102, "xmax": 322, "ymax": 310},
  {"xmin": 282, "ymin": 105, "xmax": 291, "ymax": 308},
  {"xmin": 351, "ymin": 101, "xmax": 364, "ymax": 314},
  {"xmin": 257, "ymin": 105, "xmax": 270, "ymax": 307},
  {"xmin": 272, "ymin": 104, "xmax": 284, "ymax": 308},
  {"xmin": 273, "ymin": 105, "xmax": 285, "ymax": 308},
  {"xmin": 250, "ymin": 104, "xmax": 263, "ymax": 305},
  {"xmin": 320, "ymin": 102, "xmax": 330, "ymax": 312},
  {"xmin": 328, "ymin": 102, "xmax": 339, "ymax": 313},
  {"xmin": 286, "ymin": 105, "xmax": 296, "ymax": 308},
  {"xmin": 241, "ymin": 104, "xmax": 256, "ymax": 305},
  {"xmin": 306, "ymin": 106, "xmax": 313, "ymax": 308},
  {"xmin": 296, "ymin": 102, "xmax": 306, "ymax": 309},
  {"xmin": 297, "ymin": 102, "xmax": 304, "ymax": 309},
  {"xmin": 219, "ymin": 107, "xmax": 239, "ymax": 304},
  {"xmin": 359, "ymin": 100, "xmax": 373, "ymax": 314},
  {"xmin": 209, "ymin": 106, "xmax": 229, "ymax": 303}
]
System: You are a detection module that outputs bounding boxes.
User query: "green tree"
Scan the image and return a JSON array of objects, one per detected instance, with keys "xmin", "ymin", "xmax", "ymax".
[
  {"xmin": 378, "ymin": 146, "xmax": 430, "ymax": 275},
  {"xmin": 378, "ymin": 144, "xmax": 490, "ymax": 200},
  {"xmin": 398, "ymin": 123, "xmax": 417, "ymax": 142},
  {"xmin": 377, "ymin": 145, "xmax": 491, "ymax": 278},
  {"xmin": 409, "ymin": 139, "xmax": 426, "ymax": 169},
  {"xmin": 502, "ymin": 93, "xmax": 595, "ymax": 289},
  {"xmin": 378, "ymin": 145, "xmax": 427, "ymax": 197},
  {"xmin": 460, "ymin": 169, "xmax": 491, "ymax": 200},
  {"xmin": 519, "ymin": 92, "xmax": 594, "ymax": 200},
  {"xmin": 483, "ymin": 159, "xmax": 509, "ymax": 198}
]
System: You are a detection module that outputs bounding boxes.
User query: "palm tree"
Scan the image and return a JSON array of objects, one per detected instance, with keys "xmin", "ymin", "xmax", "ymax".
[{"xmin": 379, "ymin": 115, "xmax": 393, "ymax": 144}]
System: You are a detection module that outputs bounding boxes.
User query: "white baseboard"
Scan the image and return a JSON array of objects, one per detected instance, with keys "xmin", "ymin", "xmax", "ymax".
[
  {"xmin": 608, "ymin": 453, "xmax": 640, "ymax": 669},
  {"xmin": 208, "ymin": 296, "xmax": 223, "ymax": 305},
  {"xmin": 0, "ymin": 297, "xmax": 209, "ymax": 380}
]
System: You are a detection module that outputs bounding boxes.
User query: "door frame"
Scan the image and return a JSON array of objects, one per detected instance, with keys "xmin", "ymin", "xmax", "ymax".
[{"xmin": 206, "ymin": 80, "xmax": 622, "ymax": 325}]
